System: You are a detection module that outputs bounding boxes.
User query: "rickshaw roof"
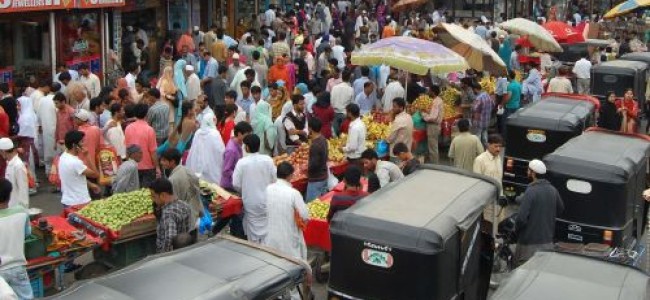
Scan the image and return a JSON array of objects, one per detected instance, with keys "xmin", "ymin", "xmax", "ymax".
[
  {"xmin": 592, "ymin": 60, "xmax": 648, "ymax": 75},
  {"xmin": 544, "ymin": 131, "xmax": 650, "ymax": 183},
  {"xmin": 620, "ymin": 52, "xmax": 650, "ymax": 65},
  {"xmin": 491, "ymin": 251, "xmax": 649, "ymax": 300},
  {"xmin": 45, "ymin": 238, "xmax": 305, "ymax": 300},
  {"xmin": 329, "ymin": 166, "xmax": 499, "ymax": 254},
  {"xmin": 507, "ymin": 96, "xmax": 596, "ymax": 132}
]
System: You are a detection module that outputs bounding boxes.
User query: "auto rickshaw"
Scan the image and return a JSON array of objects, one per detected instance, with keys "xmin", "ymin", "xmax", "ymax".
[
  {"xmin": 591, "ymin": 60, "xmax": 648, "ymax": 104},
  {"xmin": 46, "ymin": 236, "xmax": 311, "ymax": 300},
  {"xmin": 502, "ymin": 93, "xmax": 599, "ymax": 200},
  {"xmin": 544, "ymin": 129, "xmax": 650, "ymax": 248},
  {"xmin": 491, "ymin": 251, "xmax": 649, "ymax": 300},
  {"xmin": 328, "ymin": 166, "xmax": 499, "ymax": 300}
]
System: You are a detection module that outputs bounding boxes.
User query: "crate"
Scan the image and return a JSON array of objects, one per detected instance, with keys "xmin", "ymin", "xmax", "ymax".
[
  {"xmin": 24, "ymin": 235, "xmax": 46, "ymax": 260},
  {"xmin": 95, "ymin": 235, "xmax": 156, "ymax": 268},
  {"xmin": 30, "ymin": 276, "xmax": 43, "ymax": 298},
  {"xmin": 117, "ymin": 215, "xmax": 156, "ymax": 240}
]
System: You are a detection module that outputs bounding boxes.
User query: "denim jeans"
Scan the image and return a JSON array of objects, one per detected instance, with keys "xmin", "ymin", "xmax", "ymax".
[
  {"xmin": 474, "ymin": 127, "xmax": 489, "ymax": 147},
  {"xmin": 305, "ymin": 180, "xmax": 328, "ymax": 202},
  {"xmin": 0, "ymin": 266, "xmax": 33, "ymax": 300}
]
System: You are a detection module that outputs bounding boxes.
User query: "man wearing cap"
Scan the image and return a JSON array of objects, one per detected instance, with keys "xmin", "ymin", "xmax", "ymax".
[
  {"xmin": 0, "ymin": 138, "xmax": 28, "ymax": 208},
  {"xmin": 514, "ymin": 159, "xmax": 564, "ymax": 266},
  {"xmin": 113, "ymin": 145, "xmax": 142, "ymax": 194},
  {"xmin": 185, "ymin": 65, "xmax": 202, "ymax": 102}
]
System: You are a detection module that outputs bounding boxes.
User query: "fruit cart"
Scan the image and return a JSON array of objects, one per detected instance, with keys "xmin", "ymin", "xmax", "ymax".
[
  {"xmin": 274, "ymin": 143, "xmax": 349, "ymax": 194},
  {"xmin": 66, "ymin": 188, "xmax": 243, "ymax": 279},
  {"xmin": 25, "ymin": 216, "xmax": 100, "ymax": 297},
  {"xmin": 304, "ymin": 179, "xmax": 369, "ymax": 283}
]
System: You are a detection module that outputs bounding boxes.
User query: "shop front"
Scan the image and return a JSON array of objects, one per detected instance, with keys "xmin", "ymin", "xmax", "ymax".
[
  {"xmin": 0, "ymin": 0, "xmax": 124, "ymax": 86},
  {"xmin": 210, "ymin": 0, "xmax": 259, "ymax": 38}
]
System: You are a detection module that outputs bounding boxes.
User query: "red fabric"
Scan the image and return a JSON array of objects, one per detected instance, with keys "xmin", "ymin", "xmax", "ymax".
[
  {"xmin": 218, "ymin": 119, "xmax": 235, "ymax": 145},
  {"xmin": 33, "ymin": 215, "xmax": 102, "ymax": 245},
  {"xmin": 55, "ymin": 105, "xmax": 75, "ymax": 144},
  {"xmin": 124, "ymin": 120, "xmax": 158, "ymax": 170},
  {"xmin": 311, "ymin": 105, "xmax": 335, "ymax": 138},
  {"xmin": 543, "ymin": 21, "xmax": 585, "ymax": 44},
  {"xmin": 340, "ymin": 118, "xmax": 351, "ymax": 134},
  {"xmin": 219, "ymin": 196, "xmax": 243, "ymax": 218},
  {"xmin": 413, "ymin": 129, "xmax": 427, "ymax": 143},
  {"xmin": 175, "ymin": 34, "xmax": 195, "ymax": 54},
  {"xmin": 0, "ymin": 108, "xmax": 9, "ymax": 137},
  {"xmin": 291, "ymin": 177, "xmax": 309, "ymax": 193},
  {"xmin": 515, "ymin": 36, "xmax": 534, "ymax": 48}
]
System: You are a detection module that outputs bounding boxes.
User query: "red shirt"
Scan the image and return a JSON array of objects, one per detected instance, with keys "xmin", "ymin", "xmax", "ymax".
[
  {"xmin": 218, "ymin": 119, "xmax": 235, "ymax": 145},
  {"xmin": 311, "ymin": 105, "xmax": 335, "ymax": 139},
  {"xmin": 55, "ymin": 105, "xmax": 75, "ymax": 143},
  {"xmin": 0, "ymin": 108, "xmax": 9, "ymax": 137},
  {"xmin": 124, "ymin": 119, "xmax": 158, "ymax": 170}
]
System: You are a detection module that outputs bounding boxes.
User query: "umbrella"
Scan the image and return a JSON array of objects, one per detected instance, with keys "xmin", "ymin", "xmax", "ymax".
[
  {"xmin": 543, "ymin": 21, "xmax": 586, "ymax": 44},
  {"xmin": 392, "ymin": 0, "xmax": 427, "ymax": 12},
  {"xmin": 351, "ymin": 36, "xmax": 469, "ymax": 75},
  {"xmin": 433, "ymin": 23, "xmax": 508, "ymax": 75},
  {"xmin": 604, "ymin": 0, "xmax": 650, "ymax": 18},
  {"xmin": 499, "ymin": 18, "xmax": 564, "ymax": 52}
]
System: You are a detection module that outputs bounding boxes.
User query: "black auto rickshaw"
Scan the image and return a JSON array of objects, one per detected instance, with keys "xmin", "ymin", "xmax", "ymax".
[
  {"xmin": 502, "ymin": 93, "xmax": 599, "ymax": 200},
  {"xmin": 328, "ymin": 166, "xmax": 499, "ymax": 300},
  {"xmin": 544, "ymin": 129, "xmax": 650, "ymax": 248},
  {"xmin": 45, "ymin": 236, "xmax": 311, "ymax": 300},
  {"xmin": 619, "ymin": 52, "xmax": 650, "ymax": 66},
  {"xmin": 591, "ymin": 59, "xmax": 648, "ymax": 103},
  {"xmin": 491, "ymin": 251, "xmax": 649, "ymax": 300}
]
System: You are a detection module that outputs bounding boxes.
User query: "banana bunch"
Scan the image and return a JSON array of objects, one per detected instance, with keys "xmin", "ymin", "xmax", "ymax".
[
  {"xmin": 412, "ymin": 94, "xmax": 433, "ymax": 111},
  {"xmin": 362, "ymin": 114, "xmax": 391, "ymax": 141},
  {"xmin": 479, "ymin": 76, "xmax": 496, "ymax": 95},
  {"xmin": 327, "ymin": 135, "xmax": 347, "ymax": 163},
  {"xmin": 307, "ymin": 199, "xmax": 331, "ymax": 220},
  {"xmin": 441, "ymin": 87, "xmax": 461, "ymax": 119}
]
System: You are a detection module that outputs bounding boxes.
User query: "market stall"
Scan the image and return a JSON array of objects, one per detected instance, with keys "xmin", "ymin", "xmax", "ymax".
[
  {"xmin": 25, "ymin": 215, "xmax": 100, "ymax": 297},
  {"xmin": 273, "ymin": 143, "xmax": 349, "ymax": 194}
]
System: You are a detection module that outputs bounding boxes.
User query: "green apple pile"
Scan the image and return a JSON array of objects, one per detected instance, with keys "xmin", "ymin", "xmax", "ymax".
[
  {"xmin": 77, "ymin": 189, "xmax": 153, "ymax": 231},
  {"xmin": 307, "ymin": 199, "xmax": 330, "ymax": 220}
]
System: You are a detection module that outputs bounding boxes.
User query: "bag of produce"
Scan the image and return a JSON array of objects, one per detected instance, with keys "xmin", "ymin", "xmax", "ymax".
[
  {"xmin": 97, "ymin": 146, "xmax": 120, "ymax": 186},
  {"xmin": 48, "ymin": 155, "xmax": 61, "ymax": 188}
]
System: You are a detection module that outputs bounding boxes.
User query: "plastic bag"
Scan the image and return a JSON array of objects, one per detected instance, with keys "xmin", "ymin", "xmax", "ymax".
[
  {"xmin": 48, "ymin": 155, "xmax": 61, "ymax": 188},
  {"xmin": 327, "ymin": 168, "xmax": 339, "ymax": 190},
  {"xmin": 198, "ymin": 206, "xmax": 213, "ymax": 235}
]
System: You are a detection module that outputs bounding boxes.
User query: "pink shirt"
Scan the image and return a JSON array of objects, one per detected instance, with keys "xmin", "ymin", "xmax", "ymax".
[
  {"xmin": 78, "ymin": 124, "xmax": 104, "ymax": 172},
  {"xmin": 124, "ymin": 119, "xmax": 158, "ymax": 170}
]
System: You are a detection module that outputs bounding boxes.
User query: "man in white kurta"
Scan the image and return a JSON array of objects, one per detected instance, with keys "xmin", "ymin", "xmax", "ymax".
[
  {"xmin": 184, "ymin": 65, "xmax": 202, "ymax": 102},
  {"xmin": 263, "ymin": 162, "xmax": 309, "ymax": 260},
  {"xmin": 186, "ymin": 117, "xmax": 225, "ymax": 184},
  {"xmin": 36, "ymin": 89, "xmax": 57, "ymax": 175},
  {"xmin": 233, "ymin": 134, "xmax": 277, "ymax": 243},
  {"xmin": 0, "ymin": 138, "xmax": 28, "ymax": 208},
  {"xmin": 381, "ymin": 77, "xmax": 405, "ymax": 112}
]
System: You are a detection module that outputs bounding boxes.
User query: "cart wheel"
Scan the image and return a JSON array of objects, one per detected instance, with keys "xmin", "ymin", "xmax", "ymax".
[
  {"xmin": 312, "ymin": 253, "xmax": 329, "ymax": 284},
  {"xmin": 75, "ymin": 262, "xmax": 112, "ymax": 280}
]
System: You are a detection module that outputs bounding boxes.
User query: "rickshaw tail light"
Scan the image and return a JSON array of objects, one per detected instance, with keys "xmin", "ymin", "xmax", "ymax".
[
  {"xmin": 603, "ymin": 230, "xmax": 613, "ymax": 245},
  {"xmin": 506, "ymin": 158, "xmax": 514, "ymax": 171}
]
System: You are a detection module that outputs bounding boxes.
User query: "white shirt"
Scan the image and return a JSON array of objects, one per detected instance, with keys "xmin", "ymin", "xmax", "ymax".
[
  {"xmin": 572, "ymin": 58, "xmax": 592, "ymax": 79},
  {"xmin": 59, "ymin": 152, "xmax": 91, "ymax": 206},
  {"xmin": 264, "ymin": 9, "xmax": 276, "ymax": 27},
  {"xmin": 330, "ymin": 82, "xmax": 354, "ymax": 114},
  {"xmin": 378, "ymin": 64, "xmax": 390, "ymax": 90},
  {"xmin": 382, "ymin": 81, "xmax": 405, "ymax": 112},
  {"xmin": 79, "ymin": 73, "xmax": 101, "ymax": 98},
  {"xmin": 185, "ymin": 73, "xmax": 202, "ymax": 101},
  {"xmin": 234, "ymin": 105, "xmax": 247, "ymax": 124},
  {"xmin": 375, "ymin": 160, "xmax": 404, "ymax": 187},
  {"xmin": 343, "ymin": 118, "xmax": 367, "ymax": 159},
  {"xmin": 6, "ymin": 155, "xmax": 28, "ymax": 209},
  {"xmin": 196, "ymin": 106, "xmax": 217, "ymax": 129},
  {"xmin": 29, "ymin": 89, "xmax": 45, "ymax": 116},
  {"xmin": 104, "ymin": 120, "xmax": 126, "ymax": 158},
  {"xmin": 283, "ymin": 110, "xmax": 309, "ymax": 142},
  {"xmin": 0, "ymin": 208, "xmax": 29, "ymax": 270},
  {"xmin": 263, "ymin": 179, "xmax": 308, "ymax": 260},
  {"xmin": 233, "ymin": 153, "xmax": 277, "ymax": 243},
  {"xmin": 124, "ymin": 73, "xmax": 137, "ymax": 90},
  {"xmin": 332, "ymin": 45, "xmax": 347, "ymax": 70},
  {"xmin": 37, "ymin": 94, "xmax": 57, "ymax": 161}
]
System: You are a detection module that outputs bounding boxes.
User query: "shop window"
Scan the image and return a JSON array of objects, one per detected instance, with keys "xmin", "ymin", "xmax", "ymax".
[
  {"xmin": 22, "ymin": 23, "xmax": 45, "ymax": 61},
  {"xmin": 56, "ymin": 12, "xmax": 102, "ymax": 77}
]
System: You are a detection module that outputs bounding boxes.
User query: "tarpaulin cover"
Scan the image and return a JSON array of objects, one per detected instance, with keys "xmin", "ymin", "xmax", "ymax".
[
  {"xmin": 544, "ymin": 131, "xmax": 650, "ymax": 184},
  {"xmin": 491, "ymin": 251, "xmax": 649, "ymax": 300},
  {"xmin": 619, "ymin": 52, "xmax": 650, "ymax": 65},
  {"xmin": 592, "ymin": 60, "xmax": 648, "ymax": 76},
  {"xmin": 507, "ymin": 97, "xmax": 595, "ymax": 132},
  {"xmin": 45, "ymin": 238, "xmax": 305, "ymax": 300},
  {"xmin": 329, "ymin": 165, "xmax": 499, "ymax": 254}
]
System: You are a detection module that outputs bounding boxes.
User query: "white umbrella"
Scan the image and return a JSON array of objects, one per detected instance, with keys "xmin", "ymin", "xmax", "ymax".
[{"xmin": 498, "ymin": 18, "xmax": 564, "ymax": 53}]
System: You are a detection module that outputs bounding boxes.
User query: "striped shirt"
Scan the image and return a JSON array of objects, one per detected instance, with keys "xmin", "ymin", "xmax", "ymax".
[
  {"xmin": 472, "ymin": 92, "xmax": 494, "ymax": 129},
  {"xmin": 147, "ymin": 101, "xmax": 170, "ymax": 142}
]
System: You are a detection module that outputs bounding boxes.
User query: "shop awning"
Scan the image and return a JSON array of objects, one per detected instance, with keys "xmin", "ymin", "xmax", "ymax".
[
  {"xmin": 391, "ymin": 0, "xmax": 427, "ymax": 12},
  {"xmin": 0, "ymin": 0, "xmax": 125, "ymax": 14}
]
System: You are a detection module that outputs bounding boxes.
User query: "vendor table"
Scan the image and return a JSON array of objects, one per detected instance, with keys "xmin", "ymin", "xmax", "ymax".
[{"xmin": 291, "ymin": 161, "xmax": 349, "ymax": 193}]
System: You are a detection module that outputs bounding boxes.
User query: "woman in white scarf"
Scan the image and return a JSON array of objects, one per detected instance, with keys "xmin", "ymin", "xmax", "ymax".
[
  {"xmin": 185, "ymin": 114, "xmax": 225, "ymax": 184},
  {"xmin": 17, "ymin": 94, "xmax": 39, "ymax": 182}
]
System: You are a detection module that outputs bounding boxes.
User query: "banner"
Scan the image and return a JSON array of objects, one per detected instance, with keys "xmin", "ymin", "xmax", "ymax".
[
  {"xmin": 0, "ymin": 0, "xmax": 73, "ymax": 13},
  {"xmin": 77, "ymin": 0, "xmax": 124, "ymax": 9}
]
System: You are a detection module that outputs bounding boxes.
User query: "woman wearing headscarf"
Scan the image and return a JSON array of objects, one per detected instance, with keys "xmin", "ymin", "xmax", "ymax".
[
  {"xmin": 294, "ymin": 58, "xmax": 310, "ymax": 85},
  {"xmin": 173, "ymin": 59, "xmax": 188, "ymax": 122},
  {"xmin": 17, "ymin": 94, "xmax": 39, "ymax": 184},
  {"xmin": 157, "ymin": 66, "xmax": 178, "ymax": 127},
  {"xmin": 186, "ymin": 112, "xmax": 225, "ymax": 184},
  {"xmin": 311, "ymin": 92, "xmax": 334, "ymax": 138},
  {"xmin": 268, "ymin": 56, "xmax": 293, "ymax": 94},
  {"xmin": 268, "ymin": 83, "xmax": 289, "ymax": 121},
  {"xmin": 253, "ymin": 101, "xmax": 278, "ymax": 156}
]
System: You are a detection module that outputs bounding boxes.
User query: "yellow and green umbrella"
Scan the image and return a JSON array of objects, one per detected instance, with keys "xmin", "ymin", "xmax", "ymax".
[
  {"xmin": 351, "ymin": 36, "xmax": 469, "ymax": 76},
  {"xmin": 604, "ymin": 0, "xmax": 650, "ymax": 18}
]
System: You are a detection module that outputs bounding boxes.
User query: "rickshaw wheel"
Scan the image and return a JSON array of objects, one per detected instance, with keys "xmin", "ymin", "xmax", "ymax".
[{"xmin": 311, "ymin": 252, "xmax": 329, "ymax": 283}]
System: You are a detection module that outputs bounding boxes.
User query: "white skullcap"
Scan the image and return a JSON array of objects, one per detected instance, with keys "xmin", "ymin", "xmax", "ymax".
[
  {"xmin": 0, "ymin": 138, "xmax": 13, "ymax": 151},
  {"xmin": 529, "ymin": 159, "xmax": 547, "ymax": 175},
  {"xmin": 185, "ymin": 65, "xmax": 195, "ymax": 72}
]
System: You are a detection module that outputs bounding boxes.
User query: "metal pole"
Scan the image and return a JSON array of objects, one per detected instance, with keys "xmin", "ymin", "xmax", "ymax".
[
  {"xmin": 101, "ymin": 10, "xmax": 107, "ymax": 86},
  {"xmin": 50, "ymin": 12, "xmax": 56, "ymax": 80}
]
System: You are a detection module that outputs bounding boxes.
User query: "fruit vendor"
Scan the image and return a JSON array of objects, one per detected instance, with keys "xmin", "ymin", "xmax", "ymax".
[
  {"xmin": 283, "ymin": 94, "xmax": 309, "ymax": 148},
  {"xmin": 0, "ymin": 178, "xmax": 34, "ymax": 299},
  {"xmin": 392, "ymin": 142, "xmax": 420, "ymax": 177},
  {"xmin": 327, "ymin": 166, "xmax": 369, "ymax": 222},
  {"xmin": 112, "ymin": 144, "xmax": 143, "ymax": 194},
  {"xmin": 361, "ymin": 149, "xmax": 403, "ymax": 188},
  {"xmin": 149, "ymin": 178, "xmax": 194, "ymax": 253},
  {"xmin": 342, "ymin": 104, "xmax": 366, "ymax": 166}
]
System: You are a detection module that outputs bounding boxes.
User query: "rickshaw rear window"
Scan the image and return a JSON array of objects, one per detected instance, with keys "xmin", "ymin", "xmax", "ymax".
[{"xmin": 566, "ymin": 179, "xmax": 592, "ymax": 194}]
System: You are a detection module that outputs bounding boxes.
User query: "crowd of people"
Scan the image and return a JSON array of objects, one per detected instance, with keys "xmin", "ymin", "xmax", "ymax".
[{"xmin": 3, "ymin": 0, "xmax": 650, "ymax": 298}]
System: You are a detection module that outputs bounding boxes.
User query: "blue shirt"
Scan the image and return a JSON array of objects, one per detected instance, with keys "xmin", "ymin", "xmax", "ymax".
[
  {"xmin": 506, "ymin": 81, "xmax": 522, "ymax": 109},
  {"xmin": 355, "ymin": 92, "xmax": 376, "ymax": 115},
  {"xmin": 353, "ymin": 77, "xmax": 369, "ymax": 98},
  {"xmin": 236, "ymin": 95, "xmax": 254, "ymax": 116},
  {"xmin": 204, "ymin": 58, "xmax": 218, "ymax": 79},
  {"xmin": 496, "ymin": 77, "xmax": 508, "ymax": 96}
]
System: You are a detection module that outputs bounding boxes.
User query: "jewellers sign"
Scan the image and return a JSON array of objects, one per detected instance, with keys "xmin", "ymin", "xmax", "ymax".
[{"xmin": 0, "ymin": 0, "xmax": 73, "ymax": 12}]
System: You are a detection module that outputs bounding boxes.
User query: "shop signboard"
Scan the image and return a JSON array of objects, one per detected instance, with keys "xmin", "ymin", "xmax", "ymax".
[
  {"xmin": 65, "ymin": 54, "xmax": 101, "ymax": 75},
  {"xmin": 77, "ymin": 0, "xmax": 124, "ymax": 8},
  {"xmin": 0, "ymin": 0, "xmax": 74, "ymax": 13}
]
